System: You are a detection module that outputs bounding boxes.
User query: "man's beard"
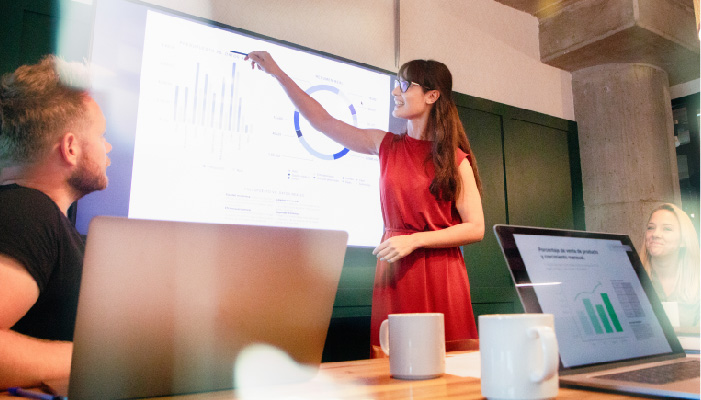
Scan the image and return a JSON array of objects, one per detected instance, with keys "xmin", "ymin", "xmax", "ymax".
[{"xmin": 68, "ymin": 154, "xmax": 108, "ymax": 198}]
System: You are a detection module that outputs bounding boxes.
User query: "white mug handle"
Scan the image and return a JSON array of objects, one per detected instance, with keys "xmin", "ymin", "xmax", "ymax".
[
  {"xmin": 379, "ymin": 319, "xmax": 390, "ymax": 356},
  {"xmin": 527, "ymin": 326, "xmax": 559, "ymax": 383}
]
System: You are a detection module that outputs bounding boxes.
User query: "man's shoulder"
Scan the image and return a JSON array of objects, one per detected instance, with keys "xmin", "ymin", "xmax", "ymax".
[
  {"xmin": 0, "ymin": 184, "xmax": 60, "ymax": 216},
  {"xmin": 0, "ymin": 184, "xmax": 79, "ymax": 293},
  {"xmin": 0, "ymin": 184, "xmax": 64, "ymax": 239}
]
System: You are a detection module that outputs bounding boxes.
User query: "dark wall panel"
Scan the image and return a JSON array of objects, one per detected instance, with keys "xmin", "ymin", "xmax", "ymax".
[
  {"xmin": 0, "ymin": 1, "xmax": 56, "ymax": 76},
  {"xmin": 504, "ymin": 119, "xmax": 574, "ymax": 229},
  {"xmin": 456, "ymin": 107, "xmax": 513, "ymax": 292}
]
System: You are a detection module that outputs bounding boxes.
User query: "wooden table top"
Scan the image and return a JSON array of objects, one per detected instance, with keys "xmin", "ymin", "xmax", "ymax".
[
  {"xmin": 0, "ymin": 352, "xmax": 639, "ymax": 400},
  {"xmin": 0, "ymin": 352, "xmax": 649, "ymax": 399}
]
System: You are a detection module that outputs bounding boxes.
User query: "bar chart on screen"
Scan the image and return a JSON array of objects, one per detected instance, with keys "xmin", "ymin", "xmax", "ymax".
[
  {"xmin": 169, "ymin": 58, "xmax": 256, "ymax": 159},
  {"xmin": 135, "ymin": 31, "xmax": 261, "ymax": 164},
  {"xmin": 574, "ymin": 281, "xmax": 627, "ymax": 337}
]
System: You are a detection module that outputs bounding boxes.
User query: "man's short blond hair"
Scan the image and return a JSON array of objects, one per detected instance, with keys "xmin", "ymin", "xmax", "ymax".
[{"xmin": 0, "ymin": 55, "xmax": 92, "ymax": 168}]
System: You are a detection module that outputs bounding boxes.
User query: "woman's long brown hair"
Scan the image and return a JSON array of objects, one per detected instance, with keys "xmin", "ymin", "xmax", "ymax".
[{"xmin": 399, "ymin": 59, "xmax": 482, "ymax": 201}]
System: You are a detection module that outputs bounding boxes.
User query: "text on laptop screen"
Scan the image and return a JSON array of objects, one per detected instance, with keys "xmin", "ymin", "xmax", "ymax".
[{"xmin": 513, "ymin": 234, "xmax": 672, "ymax": 368}]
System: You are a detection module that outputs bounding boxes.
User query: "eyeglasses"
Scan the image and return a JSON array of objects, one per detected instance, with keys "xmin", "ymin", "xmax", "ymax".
[{"xmin": 394, "ymin": 79, "xmax": 422, "ymax": 93}]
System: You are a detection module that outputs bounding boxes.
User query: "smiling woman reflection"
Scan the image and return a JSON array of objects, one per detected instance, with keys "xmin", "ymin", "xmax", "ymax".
[{"xmin": 639, "ymin": 203, "xmax": 700, "ymax": 329}]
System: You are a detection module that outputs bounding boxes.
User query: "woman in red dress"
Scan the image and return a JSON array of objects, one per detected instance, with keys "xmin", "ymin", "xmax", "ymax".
[{"xmin": 246, "ymin": 52, "xmax": 484, "ymax": 355}]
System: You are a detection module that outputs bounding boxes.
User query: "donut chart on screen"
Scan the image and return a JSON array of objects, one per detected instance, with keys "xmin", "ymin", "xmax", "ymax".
[{"xmin": 293, "ymin": 84, "xmax": 357, "ymax": 160}]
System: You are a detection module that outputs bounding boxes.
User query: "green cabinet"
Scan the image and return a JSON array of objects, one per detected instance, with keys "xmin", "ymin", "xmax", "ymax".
[
  {"xmin": 455, "ymin": 93, "xmax": 583, "ymax": 326},
  {"xmin": 457, "ymin": 104, "xmax": 518, "ymax": 317},
  {"xmin": 0, "ymin": 1, "xmax": 56, "ymax": 76}
]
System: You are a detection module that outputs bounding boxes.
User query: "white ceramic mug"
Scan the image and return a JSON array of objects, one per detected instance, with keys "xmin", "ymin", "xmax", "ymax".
[
  {"xmin": 479, "ymin": 314, "xmax": 559, "ymax": 400},
  {"xmin": 379, "ymin": 313, "xmax": 446, "ymax": 380}
]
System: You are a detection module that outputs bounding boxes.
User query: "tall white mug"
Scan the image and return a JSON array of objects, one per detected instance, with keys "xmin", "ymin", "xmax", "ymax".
[
  {"xmin": 480, "ymin": 314, "xmax": 559, "ymax": 400},
  {"xmin": 379, "ymin": 313, "xmax": 445, "ymax": 380}
]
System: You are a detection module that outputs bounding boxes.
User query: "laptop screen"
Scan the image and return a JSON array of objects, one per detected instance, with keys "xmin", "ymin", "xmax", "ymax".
[
  {"xmin": 494, "ymin": 225, "xmax": 683, "ymax": 370},
  {"xmin": 70, "ymin": 217, "xmax": 349, "ymax": 399}
]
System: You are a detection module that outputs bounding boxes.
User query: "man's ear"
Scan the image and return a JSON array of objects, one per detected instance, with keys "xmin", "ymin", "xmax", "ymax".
[
  {"xmin": 59, "ymin": 132, "xmax": 80, "ymax": 166},
  {"xmin": 426, "ymin": 90, "xmax": 440, "ymax": 104}
]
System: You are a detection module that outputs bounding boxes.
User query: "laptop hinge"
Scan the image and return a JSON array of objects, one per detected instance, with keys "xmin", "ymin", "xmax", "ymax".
[{"xmin": 560, "ymin": 352, "xmax": 687, "ymax": 375}]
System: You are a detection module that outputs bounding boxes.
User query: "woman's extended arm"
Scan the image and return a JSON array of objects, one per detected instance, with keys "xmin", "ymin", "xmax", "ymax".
[
  {"xmin": 372, "ymin": 158, "xmax": 485, "ymax": 263},
  {"xmin": 245, "ymin": 51, "xmax": 386, "ymax": 155}
]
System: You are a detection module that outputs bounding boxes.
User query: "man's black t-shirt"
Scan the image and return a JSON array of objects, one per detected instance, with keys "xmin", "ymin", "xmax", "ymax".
[{"xmin": 0, "ymin": 184, "xmax": 84, "ymax": 341}]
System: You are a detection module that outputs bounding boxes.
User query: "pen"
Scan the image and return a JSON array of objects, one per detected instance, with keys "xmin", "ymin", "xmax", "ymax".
[
  {"xmin": 230, "ymin": 50, "xmax": 248, "ymax": 56},
  {"xmin": 7, "ymin": 387, "xmax": 65, "ymax": 400}
]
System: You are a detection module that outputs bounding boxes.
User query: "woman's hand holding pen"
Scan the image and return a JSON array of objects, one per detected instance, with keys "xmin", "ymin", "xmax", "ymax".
[
  {"xmin": 245, "ymin": 51, "xmax": 283, "ymax": 77},
  {"xmin": 373, "ymin": 235, "xmax": 418, "ymax": 264}
]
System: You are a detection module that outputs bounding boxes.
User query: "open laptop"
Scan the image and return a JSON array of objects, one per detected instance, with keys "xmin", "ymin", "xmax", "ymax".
[
  {"xmin": 67, "ymin": 216, "xmax": 348, "ymax": 399},
  {"xmin": 494, "ymin": 224, "xmax": 700, "ymax": 399}
]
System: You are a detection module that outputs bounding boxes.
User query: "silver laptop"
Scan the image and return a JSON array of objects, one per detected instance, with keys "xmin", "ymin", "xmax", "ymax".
[
  {"xmin": 494, "ymin": 224, "xmax": 700, "ymax": 399},
  {"xmin": 68, "ymin": 216, "xmax": 348, "ymax": 399}
]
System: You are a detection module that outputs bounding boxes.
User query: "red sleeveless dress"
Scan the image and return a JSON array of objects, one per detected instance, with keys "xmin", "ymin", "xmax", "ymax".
[{"xmin": 370, "ymin": 132, "xmax": 478, "ymax": 353}]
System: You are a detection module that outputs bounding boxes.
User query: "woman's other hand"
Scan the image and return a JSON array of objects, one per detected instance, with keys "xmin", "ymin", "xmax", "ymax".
[{"xmin": 373, "ymin": 235, "xmax": 418, "ymax": 263}]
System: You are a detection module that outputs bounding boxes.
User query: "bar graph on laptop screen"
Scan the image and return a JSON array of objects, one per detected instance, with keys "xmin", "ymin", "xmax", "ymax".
[
  {"xmin": 512, "ymin": 234, "xmax": 672, "ymax": 368},
  {"xmin": 575, "ymin": 282, "xmax": 625, "ymax": 335}
]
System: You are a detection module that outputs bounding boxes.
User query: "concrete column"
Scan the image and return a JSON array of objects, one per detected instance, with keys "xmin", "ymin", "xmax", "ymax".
[
  {"xmin": 572, "ymin": 63, "xmax": 681, "ymax": 241},
  {"xmin": 529, "ymin": 0, "xmax": 698, "ymax": 240}
]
